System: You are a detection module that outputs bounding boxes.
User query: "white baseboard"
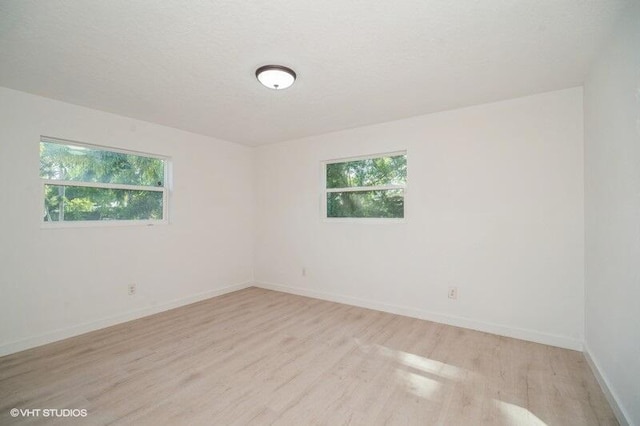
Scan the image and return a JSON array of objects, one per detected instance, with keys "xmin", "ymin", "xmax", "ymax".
[
  {"xmin": 0, "ymin": 281, "xmax": 252, "ymax": 357},
  {"xmin": 254, "ymin": 281, "xmax": 583, "ymax": 351},
  {"xmin": 583, "ymin": 345, "xmax": 631, "ymax": 426}
]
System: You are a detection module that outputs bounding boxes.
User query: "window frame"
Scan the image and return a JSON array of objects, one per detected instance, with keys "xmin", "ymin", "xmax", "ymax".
[
  {"xmin": 321, "ymin": 150, "xmax": 408, "ymax": 223},
  {"xmin": 40, "ymin": 136, "xmax": 171, "ymax": 228}
]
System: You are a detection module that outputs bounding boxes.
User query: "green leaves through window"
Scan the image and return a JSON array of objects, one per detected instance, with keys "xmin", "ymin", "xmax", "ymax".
[
  {"xmin": 325, "ymin": 152, "xmax": 406, "ymax": 219},
  {"xmin": 40, "ymin": 137, "xmax": 168, "ymax": 223}
]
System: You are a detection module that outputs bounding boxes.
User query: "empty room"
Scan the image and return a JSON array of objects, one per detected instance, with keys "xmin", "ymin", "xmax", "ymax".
[{"xmin": 0, "ymin": 0, "xmax": 638, "ymax": 425}]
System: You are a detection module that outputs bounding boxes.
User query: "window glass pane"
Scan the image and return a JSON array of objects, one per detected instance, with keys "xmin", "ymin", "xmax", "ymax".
[
  {"xmin": 326, "ymin": 154, "xmax": 406, "ymax": 189},
  {"xmin": 40, "ymin": 140, "xmax": 164, "ymax": 187},
  {"xmin": 44, "ymin": 184, "xmax": 163, "ymax": 221},
  {"xmin": 327, "ymin": 189, "xmax": 404, "ymax": 218}
]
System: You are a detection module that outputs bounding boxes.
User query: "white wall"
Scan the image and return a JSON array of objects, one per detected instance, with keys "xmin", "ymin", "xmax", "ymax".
[
  {"xmin": 0, "ymin": 87, "xmax": 254, "ymax": 356},
  {"xmin": 254, "ymin": 87, "xmax": 585, "ymax": 350},
  {"xmin": 0, "ymin": 86, "xmax": 587, "ymax": 358},
  {"xmin": 584, "ymin": 3, "xmax": 640, "ymax": 424}
]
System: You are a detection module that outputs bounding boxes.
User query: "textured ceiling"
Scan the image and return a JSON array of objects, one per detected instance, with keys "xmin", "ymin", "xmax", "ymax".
[{"xmin": 0, "ymin": 0, "xmax": 632, "ymax": 146}]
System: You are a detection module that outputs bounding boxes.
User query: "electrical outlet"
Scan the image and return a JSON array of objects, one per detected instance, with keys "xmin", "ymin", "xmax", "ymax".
[
  {"xmin": 448, "ymin": 286, "xmax": 458, "ymax": 300},
  {"xmin": 302, "ymin": 267, "xmax": 307, "ymax": 277},
  {"xmin": 128, "ymin": 283, "xmax": 136, "ymax": 296}
]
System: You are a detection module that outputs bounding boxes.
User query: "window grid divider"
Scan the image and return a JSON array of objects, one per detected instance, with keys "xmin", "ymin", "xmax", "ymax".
[
  {"xmin": 43, "ymin": 179, "xmax": 166, "ymax": 192},
  {"xmin": 326, "ymin": 184, "xmax": 405, "ymax": 193}
]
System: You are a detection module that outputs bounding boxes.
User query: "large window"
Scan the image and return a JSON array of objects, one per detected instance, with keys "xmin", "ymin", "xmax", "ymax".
[
  {"xmin": 323, "ymin": 151, "xmax": 407, "ymax": 219},
  {"xmin": 40, "ymin": 137, "xmax": 169, "ymax": 224}
]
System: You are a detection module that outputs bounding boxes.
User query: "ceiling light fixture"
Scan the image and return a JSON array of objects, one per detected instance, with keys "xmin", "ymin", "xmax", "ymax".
[{"xmin": 255, "ymin": 65, "xmax": 296, "ymax": 90}]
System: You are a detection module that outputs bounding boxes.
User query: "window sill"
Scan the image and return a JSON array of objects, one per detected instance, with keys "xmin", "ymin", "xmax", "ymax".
[
  {"xmin": 41, "ymin": 220, "xmax": 169, "ymax": 229},
  {"xmin": 321, "ymin": 217, "xmax": 407, "ymax": 224}
]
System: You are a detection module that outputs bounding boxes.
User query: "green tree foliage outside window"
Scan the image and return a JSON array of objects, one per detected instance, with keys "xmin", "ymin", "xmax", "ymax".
[
  {"xmin": 40, "ymin": 138, "xmax": 166, "ymax": 222},
  {"xmin": 326, "ymin": 153, "xmax": 406, "ymax": 218}
]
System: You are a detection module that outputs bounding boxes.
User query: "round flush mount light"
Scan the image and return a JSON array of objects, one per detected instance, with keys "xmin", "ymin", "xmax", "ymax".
[{"xmin": 255, "ymin": 65, "xmax": 296, "ymax": 90}]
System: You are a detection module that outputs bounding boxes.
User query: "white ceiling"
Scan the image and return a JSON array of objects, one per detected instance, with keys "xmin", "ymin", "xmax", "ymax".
[{"xmin": 0, "ymin": 1, "xmax": 632, "ymax": 146}]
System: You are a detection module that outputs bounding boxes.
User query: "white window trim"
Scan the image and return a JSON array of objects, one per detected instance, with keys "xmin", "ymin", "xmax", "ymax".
[
  {"xmin": 321, "ymin": 150, "xmax": 408, "ymax": 223},
  {"xmin": 41, "ymin": 135, "xmax": 167, "ymax": 160},
  {"xmin": 40, "ymin": 136, "xmax": 171, "ymax": 229}
]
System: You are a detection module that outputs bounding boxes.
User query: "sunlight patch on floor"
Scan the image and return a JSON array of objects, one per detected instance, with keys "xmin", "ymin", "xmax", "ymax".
[
  {"xmin": 354, "ymin": 339, "xmax": 548, "ymax": 425},
  {"xmin": 369, "ymin": 343, "xmax": 469, "ymax": 381},
  {"xmin": 397, "ymin": 351, "xmax": 467, "ymax": 381},
  {"xmin": 493, "ymin": 400, "xmax": 547, "ymax": 426},
  {"xmin": 360, "ymin": 343, "xmax": 472, "ymax": 402},
  {"xmin": 395, "ymin": 370, "xmax": 441, "ymax": 399}
]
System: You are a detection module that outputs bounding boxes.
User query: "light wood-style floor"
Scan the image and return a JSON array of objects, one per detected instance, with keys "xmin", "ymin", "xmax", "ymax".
[{"xmin": 0, "ymin": 287, "xmax": 616, "ymax": 425}]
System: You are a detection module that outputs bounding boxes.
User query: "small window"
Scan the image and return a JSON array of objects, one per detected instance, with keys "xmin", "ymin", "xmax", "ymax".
[
  {"xmin": 40, "ymin": 137, "xmax": 169, "ymax": 224},
  {"xmin": 323, "ymin": 151, "xmax": 407, "ymax": 219}
]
